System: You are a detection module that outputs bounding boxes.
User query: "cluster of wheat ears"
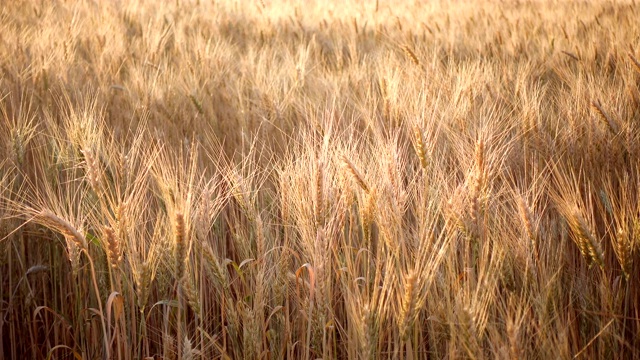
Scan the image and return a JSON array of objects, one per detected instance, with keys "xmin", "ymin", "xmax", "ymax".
[{"xmin": 2, "ymin": 0, "xmax": 640, "ymax": 359}]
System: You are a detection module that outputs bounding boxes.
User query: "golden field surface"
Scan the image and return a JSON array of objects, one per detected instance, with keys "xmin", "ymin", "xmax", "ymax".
[{"xmin": 2, "ymin": 0, "xmax": 640, "ymax": 358}]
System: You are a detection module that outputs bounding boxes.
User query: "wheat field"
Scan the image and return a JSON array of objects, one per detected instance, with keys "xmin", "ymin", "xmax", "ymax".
[{"xmin": 1, "ymin": 0, "xmax": 640, "ymax": 359}]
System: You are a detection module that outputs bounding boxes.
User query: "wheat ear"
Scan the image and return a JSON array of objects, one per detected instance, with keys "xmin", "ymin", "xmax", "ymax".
[
  {"xmin": 413, "ymin": 126, "xmax": 428, "ymax": 170},
  {"xmin": 398, "ymin": 271, "xmax": 417, "ymax": 341},
  {"xmin": 517, "ymin": 197, "xmax": 538, "ymax": 262},
  {"xmin": 104, "ymin": 226, "xmax": 121, "ymax": 269},
  {"xmin": 614, "ymin": 227, "xmax": 632, "ymax": 278},
  {"xmin": 341, "ymin": 154, "xmax": 370, "ymax": 193},
  {"xmin": 401, "ymin": 45, "xmax": 421, "ymax": 68},
  {"xmin": 592, "ymin": 100, "xmax": 619, "ymax": 134},
  {"xmin": 37, "ymin": 209, "xmax": 87, "ymax": 250},
  {"xmin": 174, "ymin": 212, "xmax": 187, "ymax": 280},
  {"xmin": 567, "ymin": 207, "xmax": 604, "ymax": 269}
]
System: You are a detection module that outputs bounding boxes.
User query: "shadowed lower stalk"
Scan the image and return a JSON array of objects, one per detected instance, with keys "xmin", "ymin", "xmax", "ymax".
[{"xmin": 34, "ymin": 210, "xmax": 110, "ymax": 359}]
